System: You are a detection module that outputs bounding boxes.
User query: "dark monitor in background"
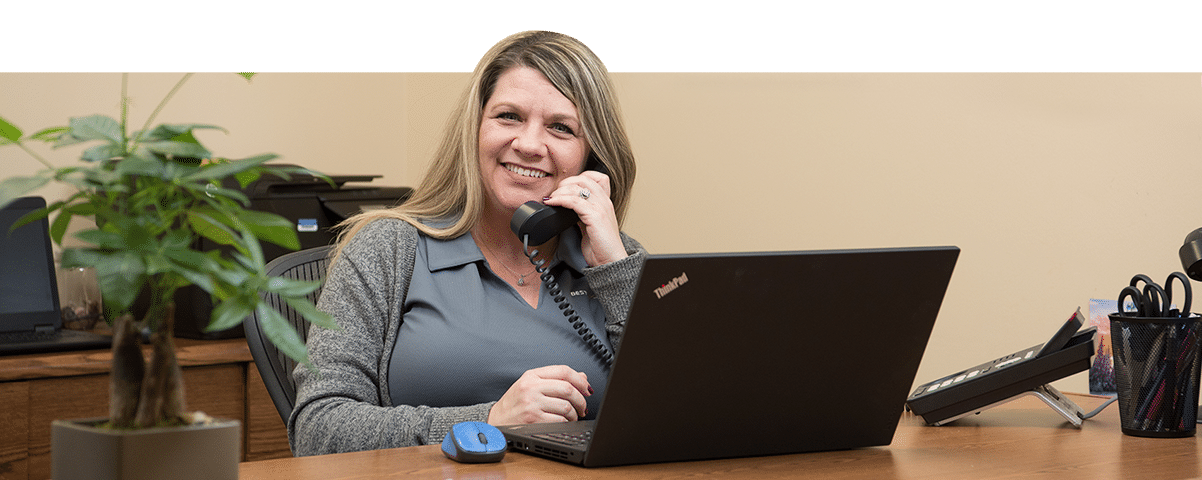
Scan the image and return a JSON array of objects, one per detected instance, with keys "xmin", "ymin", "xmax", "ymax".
[
  {"xmin": 0, "ymin": 196, "xmax": 61, "ymax": 332},
  {"xmin": 0, "ymin": 196, "xmax": 111, "ymax": 355}
]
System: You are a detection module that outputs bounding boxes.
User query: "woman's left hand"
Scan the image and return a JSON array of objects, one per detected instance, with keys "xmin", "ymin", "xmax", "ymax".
[{"xmin": 544, "ymin": 170, "xmax": 626, "ymax": 267}]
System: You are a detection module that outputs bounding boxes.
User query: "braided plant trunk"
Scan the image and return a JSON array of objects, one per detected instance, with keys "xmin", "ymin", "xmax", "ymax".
[{"xmin": 107, "ymin": 304, "xmax": 188, "ymax": 429}]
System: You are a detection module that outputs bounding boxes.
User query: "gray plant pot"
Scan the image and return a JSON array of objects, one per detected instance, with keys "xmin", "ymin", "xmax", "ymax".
[{"xmin": 51, "ymin": 417, "xmax": 241, "ymax": 480}]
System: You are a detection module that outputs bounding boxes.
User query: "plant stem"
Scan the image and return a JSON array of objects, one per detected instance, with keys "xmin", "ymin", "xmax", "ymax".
[
  {"xmin": 134, "ymin": 303, "xmax": 187, "ymax": 428},
  {"xmin": 16, "ymin": 141, "xmax": 54, "ymax": 169},
  {"xmin": 109, "ymin": 314, "xmax": 145, "ymax": 428},
  {"xmin": 129, "ymin": 73, "xmax": 194, "ymax": 152},
  {"xmin": 120, "ymin": 73, "xmax": 129, "ymax": 149}
]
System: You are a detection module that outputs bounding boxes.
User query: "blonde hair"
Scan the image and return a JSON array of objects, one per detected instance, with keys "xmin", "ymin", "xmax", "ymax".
[{"xmin": 330, "ymin": 31, "xmax": 636, "ymax": 260}]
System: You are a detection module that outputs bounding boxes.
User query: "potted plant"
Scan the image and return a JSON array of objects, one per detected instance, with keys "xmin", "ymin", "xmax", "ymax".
[{"xmin": 0, "ymin": 73, "xmax": 336, "ymax": 480}]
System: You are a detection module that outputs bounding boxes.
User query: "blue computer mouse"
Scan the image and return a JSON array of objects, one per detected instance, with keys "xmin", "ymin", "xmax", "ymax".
[{"xmin": 441, "ymin": 421, "xmax": 507, "ymax": 463}]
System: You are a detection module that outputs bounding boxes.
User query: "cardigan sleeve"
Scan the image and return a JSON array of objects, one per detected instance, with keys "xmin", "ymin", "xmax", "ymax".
[{"xmin": 584, "ymin": 232, "xmax": 648, "ymax": 353}]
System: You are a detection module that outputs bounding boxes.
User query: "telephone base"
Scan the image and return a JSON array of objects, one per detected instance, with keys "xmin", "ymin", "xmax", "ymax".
[{"xmin": 929, "ymin": 384, "xmax": 1086, "ymax": 427}]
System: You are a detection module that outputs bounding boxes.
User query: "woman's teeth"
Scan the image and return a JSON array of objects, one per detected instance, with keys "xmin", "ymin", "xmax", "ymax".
[{"xmin": 505, "ymin": 164, "xmax": 548, "ymax": 178}]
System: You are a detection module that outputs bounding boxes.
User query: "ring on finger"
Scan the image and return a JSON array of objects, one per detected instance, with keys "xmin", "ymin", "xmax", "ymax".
[{"xmin": 579, "ymin": 188, "xmax": 591, "ymax": 200}]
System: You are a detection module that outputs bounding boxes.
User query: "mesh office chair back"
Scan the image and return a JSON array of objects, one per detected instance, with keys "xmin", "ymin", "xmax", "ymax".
[{"xmin": 243, "ymin": 245, "xmax": 334, "ymax": 424}]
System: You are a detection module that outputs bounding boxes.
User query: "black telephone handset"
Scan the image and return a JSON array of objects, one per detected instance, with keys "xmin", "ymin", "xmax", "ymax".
[
  {"xmin": 510, "ymin": 158, "xmax": 609, "ymax": 246},
  {"xmin": 510, "ymin": 202, "xmax": 578, "ymax": 247},
  {"xmin": 508, "ymin": 157, "xmax": 614, "ymax": 367}
]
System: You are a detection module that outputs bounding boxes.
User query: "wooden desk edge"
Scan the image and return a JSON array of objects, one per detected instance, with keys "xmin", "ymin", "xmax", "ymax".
[{"xmin": 0, "ymin": 338, "xmax": 253, "ymax": 382}]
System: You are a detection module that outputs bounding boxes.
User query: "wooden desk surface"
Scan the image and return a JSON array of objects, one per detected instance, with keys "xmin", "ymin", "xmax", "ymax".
[{"xmin": 238, "ymin": 393, "xmax": 1200, "ymax": 479}]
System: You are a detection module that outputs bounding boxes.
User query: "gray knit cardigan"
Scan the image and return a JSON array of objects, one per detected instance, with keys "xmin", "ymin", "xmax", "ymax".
[{"xmin": 288, "ymin": 218, "xmax": 647, "ymax": 456}]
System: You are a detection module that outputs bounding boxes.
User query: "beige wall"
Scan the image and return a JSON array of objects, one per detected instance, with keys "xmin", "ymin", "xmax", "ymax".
[{"xmin": 4, "ymin": 72, "xmax": 1202, "ymax": 393}]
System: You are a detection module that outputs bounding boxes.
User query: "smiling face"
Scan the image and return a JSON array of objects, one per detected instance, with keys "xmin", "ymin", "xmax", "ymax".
[{"xmin": 478, "ymin": 66, "xmax": 589, "ymax": 216}]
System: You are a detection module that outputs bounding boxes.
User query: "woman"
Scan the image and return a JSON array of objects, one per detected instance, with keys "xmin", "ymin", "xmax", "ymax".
[{"xmin": 289, "ymin": 30, "xmax": 647, "ymax": 456}]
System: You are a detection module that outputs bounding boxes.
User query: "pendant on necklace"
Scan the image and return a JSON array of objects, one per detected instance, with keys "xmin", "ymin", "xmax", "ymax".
[{"xmin": 517, "ymin": 275, "xmax": 527, "ymax": 286}]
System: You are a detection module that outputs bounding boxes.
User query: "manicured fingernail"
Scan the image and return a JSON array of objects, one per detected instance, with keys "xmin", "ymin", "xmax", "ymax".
[
  {"xmin": 542, "ymin": 196, "xmax": 552, "ymax": 202},
  {"xmin": 588, "ymin": 386, "xmax": 595, "ymax": 395}
]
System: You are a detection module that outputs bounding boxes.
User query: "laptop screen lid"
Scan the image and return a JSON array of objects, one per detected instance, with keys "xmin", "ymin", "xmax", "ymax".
[
  {"xmin": 579, "ymin": 246, "xmax": 959, "ymax": 467},
  {"xmin": 0, "ymin": 196, "xmax": 63, "ymax": 334}
]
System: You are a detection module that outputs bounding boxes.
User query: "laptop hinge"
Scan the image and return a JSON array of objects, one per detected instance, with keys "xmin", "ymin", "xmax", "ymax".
[{"xmin": 35, "ymin": 325, "xmax": 55, "ymax": 334}]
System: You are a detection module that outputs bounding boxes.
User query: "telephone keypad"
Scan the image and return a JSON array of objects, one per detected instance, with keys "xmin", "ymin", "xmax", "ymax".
[{"xmin": 910, "ymin": 347, "xmax": 1041, "ymax": 399}]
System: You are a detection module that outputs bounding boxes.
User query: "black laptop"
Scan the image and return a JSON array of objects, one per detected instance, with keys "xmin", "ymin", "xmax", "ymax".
[
  {"xmin": 499, "ymin": 245, "xmax": 960, "ymax": 467},
  {"xmin": 0, "ymin": 196, "xmax": 111, "ymax": 355}
]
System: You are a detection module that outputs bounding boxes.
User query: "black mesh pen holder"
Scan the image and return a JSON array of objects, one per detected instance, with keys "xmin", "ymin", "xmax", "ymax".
[{"xmin": 1108, "ymin": 313, "xmax": 1202, "ymax": 438}]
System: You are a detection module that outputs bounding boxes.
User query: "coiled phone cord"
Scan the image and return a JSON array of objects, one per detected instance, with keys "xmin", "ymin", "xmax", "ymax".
[{"xmin": 522, "ymin": 235, "xmax": 614, "ymax": 367}]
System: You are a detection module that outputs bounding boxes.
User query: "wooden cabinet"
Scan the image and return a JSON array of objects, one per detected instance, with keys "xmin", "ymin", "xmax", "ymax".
[{"xmin": 0, "ymin": 339, "xmax": 290, "ymax": 480}]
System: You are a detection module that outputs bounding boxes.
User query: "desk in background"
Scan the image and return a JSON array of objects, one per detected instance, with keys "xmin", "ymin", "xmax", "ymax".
[
  {"xmin": 239, "ymin": 393, "xmax": 1198, "ymax": 479},
  {"xmin": 0, "ymin": 339, "xmax": 292, "ymax": 480}
]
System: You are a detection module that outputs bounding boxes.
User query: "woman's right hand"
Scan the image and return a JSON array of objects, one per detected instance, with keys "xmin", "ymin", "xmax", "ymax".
[{"xmin": 487, "ymin": 365, "xmax": 592, "ymax": 425}]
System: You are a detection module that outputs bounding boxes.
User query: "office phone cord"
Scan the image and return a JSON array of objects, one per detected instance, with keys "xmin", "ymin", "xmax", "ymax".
[
  {"xmin": 522, "ymin": 235, "xmax": 614, "ymax": 368},
  {"xmin": 1080, "ymin": 395, "xmax": 1118, "ymax": 420}
]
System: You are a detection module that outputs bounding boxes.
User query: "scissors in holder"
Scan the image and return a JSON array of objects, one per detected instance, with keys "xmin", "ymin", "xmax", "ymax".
[{"xmin": 1118, "ymin": 273, "xmax": 1192, "ymax": 318}]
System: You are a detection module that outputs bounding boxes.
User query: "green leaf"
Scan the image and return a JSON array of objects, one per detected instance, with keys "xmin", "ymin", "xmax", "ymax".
[
  {"xmin": 185, "ymin": 182, "xmax": 250, "ymax": 207},
  {"xmin": 73, "ymin": 229, "xmax": 128, "ymax": 250},
  {"xmin": 283, "ymin": 295, "xmax": 338, "ymax": 331},
  {"xmin": 63, "ymin": 249, "xmax": 145, "ymax": 313},
  {"xmin": 232, "ymin": 217, "xmax": 266, "ymax": 271},
  {"xmin": 237, "ymin": 73, "xmax": 256, "ymax": 82},
  {"xmin": 160, "ymin": 228, "xmax": 193, "ymax": 251},
  {"xmin": 61, "ymin": 115, "xmax": 123, "ymax": 145},
  {"xmin": 0, "ymin": 175, "xmax": 52, "ymax": 210},
  {"xmin": 0, "ymin": 115, "xmax": 23, "ymax": 142},
  {"xmin": 10, "ymin": 209, "xmax": 49, "ymax": 231},
  {"xmin": 209, "ymin": 265, "xmax": 252, "ymax": 297},
  {"xmin": 254, "ymin": 303, "xmax": 311, "ymax": 366},
  {"xmin": 264, "ymin": 276, "xmax": 321, "ymax": 298},
  {"xmin": 142, "ymin": 140, "xmax": 211, "ymax": 159},
  {"xmin": 113, "ymin": 155, "xmax": 166, "ymax": 177},
  {"xmin": 86, "ymin": 217, "xmax": 154, "ymax": 252},
  {"xmin": 207, "ymin": 295, "xmax": 255, "ymax": 332},
  {"xmin": 139, "ymin": 124, "xmax": 226, "ymax": 142},
  {"xmin": 186, "ymin": 210, "xmax": 238, "ymax": 246},
  {"xmin": 81, "ymin": 143, "xmax": 123, "ymax": 162},
  {"xmin": 239, "ymin": 210, "xmax": 301, "ymax": 251},
  {"xmin": 184, "ymin": 154, "xmax": 278, "ymax": 182},
  {"xmin": 161, "ymin": 249, "xmax": 218, "ymax": 293},
  {"xmin": 49, "ymin": 210, "xmax": 73, "ymax": 244},
  {"xmin": 234, "ymin": 169, "xmax": 262, "ymax": 189},
  {"xmin": 28, "ymin": 126, "xmax": 68, "ymax": 143}
]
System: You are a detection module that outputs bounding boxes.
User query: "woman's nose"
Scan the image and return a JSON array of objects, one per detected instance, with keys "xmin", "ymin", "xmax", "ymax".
[{"xmin": 511, "ymin": 124, "xmax": 547, "ymax": 158}]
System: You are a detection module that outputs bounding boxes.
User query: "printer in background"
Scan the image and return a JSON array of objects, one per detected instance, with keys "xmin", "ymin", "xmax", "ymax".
[{"xmin": 153, "ymin": 164, "xmax": 413, "ymax": 340}]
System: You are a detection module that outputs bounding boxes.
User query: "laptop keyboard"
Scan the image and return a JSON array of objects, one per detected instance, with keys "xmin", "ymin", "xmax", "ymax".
[
  {"xmin": 0, "ymin": 328, "xmax": 112, "ymax": 356},
  {"xmin": 532, "ymin": 431, "xmax": 592, "ymax": 447},
  {"xmin": 0, "ymin": 329, "xmax": 69, "ymax": 343}
]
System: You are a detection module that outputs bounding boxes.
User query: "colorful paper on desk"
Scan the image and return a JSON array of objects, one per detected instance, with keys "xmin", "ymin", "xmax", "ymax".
[
  {"xmin": 1089, "ymin": 299, "xmax": 1117, "ymax": 394},
  {"xmin": 1090, "ymin": 296, "xmax": 1183, "ymax": 395}
]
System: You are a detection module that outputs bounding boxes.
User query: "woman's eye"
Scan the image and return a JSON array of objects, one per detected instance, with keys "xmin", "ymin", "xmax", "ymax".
[
  {"xmin": 550, "ymin": 123, "xmax": 576, "ymax": 136},
  {"xmin": 496, "ymin": 112, "xmax": 521, "ymax": 122}
]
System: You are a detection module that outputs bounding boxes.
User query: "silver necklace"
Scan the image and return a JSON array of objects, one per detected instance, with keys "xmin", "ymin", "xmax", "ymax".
[{"xmin": 481, "ymin": 242, "xmax": 538, "ymax": 286}]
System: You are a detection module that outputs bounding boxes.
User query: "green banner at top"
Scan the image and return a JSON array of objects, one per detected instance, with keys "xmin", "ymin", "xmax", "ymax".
[{"xmin": 7, "ymin": 0, "xmax": 1202, "ymax": 71}]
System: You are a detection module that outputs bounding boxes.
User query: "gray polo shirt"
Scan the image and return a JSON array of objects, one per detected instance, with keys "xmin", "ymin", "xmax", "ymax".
[{"xmin": 387, "ymin": 227, "xmax": 611, "ymax": 419}]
